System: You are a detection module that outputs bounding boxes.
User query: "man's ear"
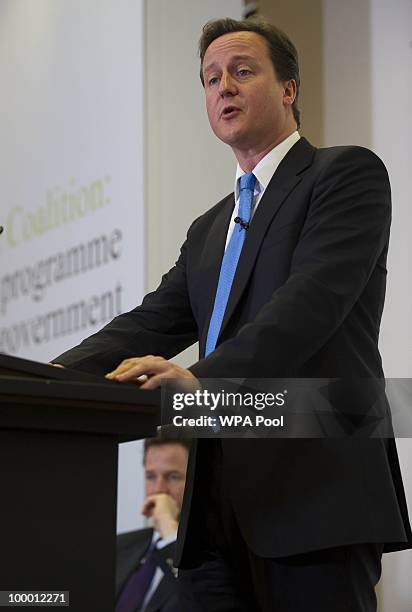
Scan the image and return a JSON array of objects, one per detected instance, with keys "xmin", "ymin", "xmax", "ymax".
[{"xmin": 283, "ymin": 79, "xmax": 297, "ymax": 107}]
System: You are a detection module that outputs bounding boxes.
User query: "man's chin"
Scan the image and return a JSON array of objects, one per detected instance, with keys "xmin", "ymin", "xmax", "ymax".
[{"xmin": 214, "ymin": 127, "xmax": 247, "ymax": 149}]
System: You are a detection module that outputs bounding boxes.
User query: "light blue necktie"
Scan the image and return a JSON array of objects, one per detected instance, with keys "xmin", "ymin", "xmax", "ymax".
[{"xmin": 205, "ymin": 172, "xmax": 256, "ymax": 356}]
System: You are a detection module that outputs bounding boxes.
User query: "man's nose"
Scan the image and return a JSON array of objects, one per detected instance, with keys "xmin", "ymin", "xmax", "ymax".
[
  {"xmin": 219, "ymin": 72, "xmax": 237, "ymax": 97},
  {"xmin": 152, "ymin": 477, "xmax": 167, "ymax": 493}
]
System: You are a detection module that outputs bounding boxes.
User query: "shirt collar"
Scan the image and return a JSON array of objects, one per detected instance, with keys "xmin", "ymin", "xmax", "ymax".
[
  {"xmin": 151, "ymin": 529, "xmax": 177, "ymax": 549},
  {"xmin": 234, "ymin": 131, "xmax": 301, "ymax": 200}
]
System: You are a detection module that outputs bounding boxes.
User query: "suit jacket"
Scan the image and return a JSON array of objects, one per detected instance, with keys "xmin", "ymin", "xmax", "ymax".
[
  {"xmin": 116, "ymin": 528, "xmax": 179, "ymax": 612},
  {"xmin": 55, "ymin": 138, "xmax": 412, "ymax": 566}
]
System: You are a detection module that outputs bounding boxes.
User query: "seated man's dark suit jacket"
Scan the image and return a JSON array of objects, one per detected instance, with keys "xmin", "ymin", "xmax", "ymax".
[
  {"xmin": 117, "ymin": 528, "xmax": 179, "ymax": 612},
  {"xmin": 56, "ymin": 138, "xmax": 412, "ymax": 567}
]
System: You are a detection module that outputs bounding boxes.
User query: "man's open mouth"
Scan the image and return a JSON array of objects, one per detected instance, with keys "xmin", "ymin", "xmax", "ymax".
[{"xmin": 221, "ymin": 106, "xmax": 240, "ymax": 118}]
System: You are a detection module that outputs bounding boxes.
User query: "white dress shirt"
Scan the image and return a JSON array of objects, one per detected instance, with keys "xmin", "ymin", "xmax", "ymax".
[
  {"xmin": 141, "ymin": 530, "xmax": 177, "ymax": 611},
  {"xmin": 225, "ymin": 131, "xmax": 301, "ymax": 248}
]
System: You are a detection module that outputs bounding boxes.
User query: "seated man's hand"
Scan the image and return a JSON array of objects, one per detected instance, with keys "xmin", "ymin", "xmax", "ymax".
[
  {"xmin": 142, "ymin": 493, "xmax": 179, "ymax": 539},
  {"xmin": 105, "ymin": 356, "xmax": 197, "ymax": 390}
]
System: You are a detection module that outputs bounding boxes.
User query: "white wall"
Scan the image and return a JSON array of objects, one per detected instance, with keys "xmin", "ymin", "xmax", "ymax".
[
  {"xmin": 145, "ymin": 0, "xmax": 243, "ymax": 306},
  {"xmin": 324, "ymin": 1, "xmax": 412, "ymax": 608},
  {"xmin": 371, "ymin": 3, "xmax": 412, "ymax": 609}
]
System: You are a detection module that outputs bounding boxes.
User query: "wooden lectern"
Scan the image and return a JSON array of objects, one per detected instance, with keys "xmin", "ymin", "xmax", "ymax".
[{"xmin": 0, "ymin": 354, "xmax": 160, "ymax": 611}]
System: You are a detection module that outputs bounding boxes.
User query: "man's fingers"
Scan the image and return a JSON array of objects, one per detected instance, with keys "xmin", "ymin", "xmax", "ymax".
[
  {"xmin": 105, "ymin": 357, "xmax": 145, "ymax": 378},
  {"xmin": 106, "ymin": 356, "xmax": 167, "ymax": 381},
  {"xmin": 142, "ymin": 501, "xmax": 153, "ymax": 517},
  {"xmin": 139, "ymin": 373, "xmax": 170, "ymax": 390},
  {"xmin": 142, "ymin": 495, "xmax": 157, "ymax": 517},
  {"xmin": 139, "ymin": 365, "xmax": 194, "ymax": 389},
  {"xmin": 106, "ymin": 356, "xmax": 197, "ymax": 390}
]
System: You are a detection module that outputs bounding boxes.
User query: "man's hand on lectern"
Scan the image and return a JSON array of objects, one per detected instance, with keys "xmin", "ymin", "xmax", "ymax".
[{"xmin": 105, "ymin": 356, "xmax": 197, "ymax": 390}]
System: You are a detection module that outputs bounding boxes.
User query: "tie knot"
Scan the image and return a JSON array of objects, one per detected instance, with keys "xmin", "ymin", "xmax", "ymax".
[{"xmin": 239, "ymin": 172, "xmax": 256, "ymax": 192}]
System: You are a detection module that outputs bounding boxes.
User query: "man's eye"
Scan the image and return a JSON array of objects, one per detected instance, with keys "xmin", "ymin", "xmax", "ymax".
[
  {"xmin": 237, "ymin": 69, "xmax": 251, "ymax": 77},
  {"xmin": 208, "ymin": 76, "xmax": 219, "ymax": 86}
]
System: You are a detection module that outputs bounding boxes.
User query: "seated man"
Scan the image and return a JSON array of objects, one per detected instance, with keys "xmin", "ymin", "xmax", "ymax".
[{"xmin": 116, "ymin": 434, "xmax": 190, "ymax": 612}]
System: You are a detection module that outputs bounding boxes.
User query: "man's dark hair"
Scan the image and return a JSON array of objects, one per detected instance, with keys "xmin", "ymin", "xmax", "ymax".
[
  {"xmin": 143, "ymin": 432, "xmax": 191, "ymax": 464},
  {"xmin": 199, "ymin": 17, "xmax": 301, "ymax": 128}
]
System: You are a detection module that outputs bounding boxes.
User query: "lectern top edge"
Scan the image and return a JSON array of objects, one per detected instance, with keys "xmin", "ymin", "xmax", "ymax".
[{"xmin": 0, "ymin": 352, "xmax": 116, "ymax": 384}]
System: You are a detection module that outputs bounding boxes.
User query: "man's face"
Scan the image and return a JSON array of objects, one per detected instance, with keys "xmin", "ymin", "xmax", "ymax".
[
  {"xmin": 202, "ymin": 31, "xmax": 296, "ymax": 158},
  {"xmin": 144, "ymin": 443, "xmax": 188, "ymax": 512}
]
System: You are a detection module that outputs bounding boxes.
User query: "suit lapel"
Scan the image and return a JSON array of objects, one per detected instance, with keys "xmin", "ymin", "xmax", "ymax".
[
  {"xmin": 116, "ymin": 529, "xmax": 153, "ymax": 596},
  {"xmin": 200, "ymin": 137, "xmax": 316, "ymax": 354},
  {"xmin": 143, "ymin": 572, "xmax": 173, "ymax": 612}
]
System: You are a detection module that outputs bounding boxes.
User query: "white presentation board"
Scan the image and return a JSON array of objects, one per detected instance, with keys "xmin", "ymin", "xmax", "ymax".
[{"xmin": 0, "ymin": 0, "xmax": 145, "ymax": 362}]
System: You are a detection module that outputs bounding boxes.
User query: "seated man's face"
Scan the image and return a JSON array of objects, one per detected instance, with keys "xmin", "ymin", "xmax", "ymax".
[{"xmin": 144, "ymin": 443, "xmax": 188, "ymax": 512}]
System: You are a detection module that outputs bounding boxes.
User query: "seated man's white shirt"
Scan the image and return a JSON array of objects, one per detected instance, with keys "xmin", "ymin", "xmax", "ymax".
[{"xmin": 141, "ymin": 530, "xmax": 177, "ymax": 611}]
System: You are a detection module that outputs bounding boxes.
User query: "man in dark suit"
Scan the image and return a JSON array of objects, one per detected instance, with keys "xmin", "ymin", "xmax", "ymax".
[
  {"xmin": 54, "ymin": 17, "xmax": 411, "ymax": 612},
  {"xmin": 116, "ymin": 435, "xmax": 190, "ymax": 612}
]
